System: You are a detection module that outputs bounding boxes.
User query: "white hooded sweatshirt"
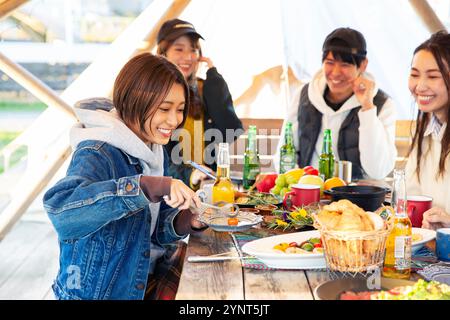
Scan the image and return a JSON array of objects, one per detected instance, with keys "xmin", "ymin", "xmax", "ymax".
[
  {"xmin": 275, "ymin": 70, "xmax": 397, "ymax": 180},
  {"xmin": 70, "ymin": 98, "xmax": 166, "ymax": 272}
]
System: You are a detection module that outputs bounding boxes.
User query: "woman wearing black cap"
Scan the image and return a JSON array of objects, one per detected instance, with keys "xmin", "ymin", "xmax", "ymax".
[
  {"xmin": 157, "ymin": 19, "xmax": 243, "ymax": 189},
  {"xmin": 275, "ymin": 27, "xmax": 397, "ymax": 180}
]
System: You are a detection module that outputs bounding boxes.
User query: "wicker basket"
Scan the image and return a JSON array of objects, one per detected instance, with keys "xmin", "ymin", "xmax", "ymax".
[{"xmin": 314, "ymin": 215, "xmax": 391, "ymax": 273}]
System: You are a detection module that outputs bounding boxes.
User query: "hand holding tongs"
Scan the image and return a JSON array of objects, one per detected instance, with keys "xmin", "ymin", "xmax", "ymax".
[{"xmin": 190, "ymin": 201, "xmax": 239, "ymax": 217}]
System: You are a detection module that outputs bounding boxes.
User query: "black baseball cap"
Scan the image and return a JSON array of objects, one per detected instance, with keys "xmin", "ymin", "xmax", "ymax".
[
  {"xmin": 322, "ymin": 27, "xmax": 367, "ymax": 57},
  {"xmin": 157, "ymin": 19, "xmax": 204, "ymax": 44}
]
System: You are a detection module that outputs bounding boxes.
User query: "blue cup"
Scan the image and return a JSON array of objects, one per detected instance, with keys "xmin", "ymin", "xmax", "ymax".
[{"xmin": 436, "ymin": 228, "xmax": 450, "ymax": 262}]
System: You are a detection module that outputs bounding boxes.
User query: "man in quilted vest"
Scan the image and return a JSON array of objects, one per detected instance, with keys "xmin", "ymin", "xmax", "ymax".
[{"xmin": 275, "ymin": 27, "xmax": 397, "ymax": 180}]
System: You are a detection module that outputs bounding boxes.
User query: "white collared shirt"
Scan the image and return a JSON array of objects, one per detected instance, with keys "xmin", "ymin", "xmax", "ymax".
[{"xmin": 424, "ymin": 113, "xmax": 444, "ymax": 139}]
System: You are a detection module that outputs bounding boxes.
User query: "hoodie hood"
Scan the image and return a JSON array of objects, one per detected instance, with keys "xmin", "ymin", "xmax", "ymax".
[
  {"xmin": 308, "ymin": 70, "xmax": 379, "ymax": 115},
  {"xmin": 70, "ymin": 97, "xmax": 164, "ymax": 177}
]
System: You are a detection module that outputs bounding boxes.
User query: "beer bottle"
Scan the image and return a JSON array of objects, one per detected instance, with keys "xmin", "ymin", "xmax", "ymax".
[
  {"xmin": 383, "ymin": 169, "xmax": 412, "ymax": 279},
  {"xmin": 243, "ymin": 125, "xmax": 260, "ymax": 189},
  {"xmin": 212, "ymin": 143, "xmax": 235, "ymax": 204},
  {"xmin": 279, "ymin": 122, "xmax": 296, "ymax": 173},
  {"xmin": 318, "ymin": 129, "xmax": 335, "ymax": 180}
]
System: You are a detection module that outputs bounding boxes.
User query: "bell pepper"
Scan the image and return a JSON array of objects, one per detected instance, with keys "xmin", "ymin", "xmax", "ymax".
[{"xmin": 254, "ymin": 173, "xmax": 278, "ymax": 193}]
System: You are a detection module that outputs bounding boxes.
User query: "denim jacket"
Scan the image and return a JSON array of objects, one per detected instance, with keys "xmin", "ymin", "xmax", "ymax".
[{"xmin": 43, "ymin": 140, "xmax": 186, "ymax": 300}]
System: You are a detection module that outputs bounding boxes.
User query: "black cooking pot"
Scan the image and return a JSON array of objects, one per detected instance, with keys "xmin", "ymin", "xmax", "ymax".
[{"xmin": 323, "ymin": 186, "xmax": 389, "ymax": 212}]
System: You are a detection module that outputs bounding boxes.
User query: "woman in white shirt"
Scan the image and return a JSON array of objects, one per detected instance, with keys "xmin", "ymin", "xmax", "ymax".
[{"xmin": 405, "ymin": 31, "xmax": 450, "ymax": 230}]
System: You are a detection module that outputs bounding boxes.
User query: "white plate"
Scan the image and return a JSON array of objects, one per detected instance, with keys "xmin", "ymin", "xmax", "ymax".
[
  {"xmin": 198, "ymin": 212, "xmax": 263, "ymax": 232},
  {"xmin": 241, "ymin": 230, "xmax": 326, "ymax": 269},
  {"xmin": 412, "ymin": 227, "xmax": 436, "ymax": 255}
]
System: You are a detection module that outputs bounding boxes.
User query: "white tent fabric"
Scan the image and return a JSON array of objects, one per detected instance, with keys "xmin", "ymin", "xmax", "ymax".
[{"xmin": 179, "ymin": 0, "xmax": 432, "ymax": 120}]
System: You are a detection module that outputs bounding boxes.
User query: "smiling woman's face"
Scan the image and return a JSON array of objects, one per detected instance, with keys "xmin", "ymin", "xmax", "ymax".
[
  {"xmin": 165, "ymin": 35, "xmax": 200, "ymax": 79},
  {"xmin": 129, "ymin": 83, "xmax": 185, "ymax": 145},
  {"xmin": 408, "ymin": 49, "xmax": 449, "ymax": 121}
]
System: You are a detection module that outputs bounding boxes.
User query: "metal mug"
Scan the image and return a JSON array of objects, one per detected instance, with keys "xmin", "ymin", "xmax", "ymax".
[{"xmin": 334, "ymin": 160, "xmax": 352, "ymax": 184}]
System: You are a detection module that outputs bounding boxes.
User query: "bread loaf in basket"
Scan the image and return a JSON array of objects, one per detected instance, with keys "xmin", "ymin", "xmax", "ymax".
[{"xmin": 313, "ymin": 200, "xmax": 391, "ymax": 273}]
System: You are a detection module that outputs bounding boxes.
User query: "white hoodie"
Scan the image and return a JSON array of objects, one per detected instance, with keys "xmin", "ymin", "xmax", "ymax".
[
  {"xmin": 70, "ymin": 98, "xmax": 166, "ymax": 271},
  {"xmin": 274, "ymin": 70, "xmax": 397, "ymax": 180}
]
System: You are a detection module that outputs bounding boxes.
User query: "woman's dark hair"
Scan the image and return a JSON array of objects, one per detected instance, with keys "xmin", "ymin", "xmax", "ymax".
[
  {"xmin": 408, "ymin": 30, "xmax": 450, "ymax": 181},
  {"xmin": 113, "ymin": 53, "xmax": 189, "ymax": 133},
  {"xmin": 157, "ymin": 34, "xmax": 203, "ymax": 119},
  {"xmin": 322, "ymin": 39, "xmax": 366, "ymax": 67}
]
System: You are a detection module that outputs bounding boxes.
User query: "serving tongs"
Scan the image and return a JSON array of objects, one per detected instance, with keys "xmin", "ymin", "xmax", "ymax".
[{"xmin": 191, "ymin": 201, "xmax": 239, "ymax": 217}]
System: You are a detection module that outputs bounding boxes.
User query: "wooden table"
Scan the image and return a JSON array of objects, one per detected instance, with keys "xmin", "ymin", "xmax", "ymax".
[
  {"xmin": 176, "ymin": 227, "xmax": 331, "ymax": 300},
  {"xmin": 176, "ymin": 227, "xmax": 429, "ymax": 300}
]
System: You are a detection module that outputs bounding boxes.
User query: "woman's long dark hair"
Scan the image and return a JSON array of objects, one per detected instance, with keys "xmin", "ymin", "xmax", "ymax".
[
  {"xmin": 157, "ymin": 34, "xmax": 204, "ymax": 120},
  {"xmin": 407, "ymin": 31, "xmax": 450, "ymax": 181}
]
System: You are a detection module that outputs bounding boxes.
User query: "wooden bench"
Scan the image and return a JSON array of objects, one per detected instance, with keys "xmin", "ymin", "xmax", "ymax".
[{"xmin": 230, "ymin": 118, "xmax": 415, "ymax": 173}]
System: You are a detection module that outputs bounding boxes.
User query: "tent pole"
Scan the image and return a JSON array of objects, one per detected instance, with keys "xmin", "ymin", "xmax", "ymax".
[
  {"xmin": 136, "ymin": 0, "xmax": 191, "ymax": 54},
  {"xmin": 0, "ymin": 144, "xmax": 72, "ymax": 240},
  {"xmin": 0, "ymin": 0, "xmax": 28, "ymax": 19},
  {"xmin": 409, "ymin": 0, "xmax": 447, "ymax": 33},
  {"xmin": 0, "ymin": 0, "xmax": 190, "ymax": 240},
  {"xmin": 0, "ymin": 51, "xmax": 76, "ymax": 118}
]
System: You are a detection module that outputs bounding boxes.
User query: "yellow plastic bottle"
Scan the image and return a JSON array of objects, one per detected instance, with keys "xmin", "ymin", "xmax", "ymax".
[
  {"xmin": 212, "ymin": 143, "xmax": 235, "ymax": 204},
  {"xmin": 383, "ymin": 169, "xmax": 412, "ymax": 279}
]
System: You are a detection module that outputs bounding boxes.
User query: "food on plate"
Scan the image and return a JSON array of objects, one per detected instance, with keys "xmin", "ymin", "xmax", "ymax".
[
  {"xmin": 340, "ymin": 279, "xmax": 450, "ymax": 300},
  {"xmin": 255, "ymin": 204, "xmax": 278, "ymax": 216},
  {"xmin": 235, "ymin": 196, "xmax": 251, "ymax": 204},
  {"xmin": 235, "ymin": 191, "xmax": 280, "ymax": 206},
  {"xmin": 227, "ymin": 217, "xmax": 239, "ymax": 226},
  {"xmin": 412, "ymin": 233, "xmax": 423, "ymax": 242},
  {"xmin": 272, "ymin": 237, "xmax": 324, "ymax": 254}
]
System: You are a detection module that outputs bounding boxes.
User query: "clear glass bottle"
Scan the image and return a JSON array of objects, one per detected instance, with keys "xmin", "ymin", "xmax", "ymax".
[
  {"xmin": 212, "ymin": 143, "xmax": 235, "ymax": 204},
  {"xmin": 243, "ymin": 125, "xmax": 260, "ymax": 189},
  {"xmin": 383, "ymin": 169, "xmax": 412, "ymax": 279},
  {"xmin": 279, "ymin": 122, "xmax": 296, "ymax": 173},
  {"xmin": 318, "ymin": 129, "xmax": 335, "ymax": 181}
]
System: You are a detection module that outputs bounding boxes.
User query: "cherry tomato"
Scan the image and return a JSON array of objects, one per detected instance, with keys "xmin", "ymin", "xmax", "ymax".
[
  {"xmin": 227, "ymin": 218, "xmax": 239, "ymax": 226},
  {"xmin": 289, "ymin": 242, "xmax": 298, "ymax": 247},
  {"xmin": 314, "ymin": 243, "xmax": 323, "ymax": 248}
]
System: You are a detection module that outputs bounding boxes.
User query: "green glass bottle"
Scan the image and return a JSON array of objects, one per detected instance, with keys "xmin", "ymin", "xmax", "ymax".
[
  {"xmin": 243, "ymin": 125, "xmax": 260, "ymax": 189},
  {"xmin": 318, "ymin": 129, "xmax": 335, "ymax": 180},
  {"xmin": 279, "ymin": 122, "xmax": 296, "ymax": 174}
]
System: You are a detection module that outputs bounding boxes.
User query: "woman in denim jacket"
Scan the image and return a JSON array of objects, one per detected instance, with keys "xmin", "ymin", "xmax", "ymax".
[{"xmin": 43, "ymin": 53, "xmax": 206, "ymax": 300}]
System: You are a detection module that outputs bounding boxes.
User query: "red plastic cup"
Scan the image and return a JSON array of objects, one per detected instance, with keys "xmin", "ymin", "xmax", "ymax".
[
  {"xmin": 407, "ymin": 195, "xmax": 432, "ymax": 228},
  {"xmin": 283, "ymin": 184, "xmax": 320, "ymax": 210}
]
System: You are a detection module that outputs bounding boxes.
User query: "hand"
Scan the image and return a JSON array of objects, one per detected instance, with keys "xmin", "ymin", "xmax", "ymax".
[
  {"xmin": 421, "ymin": 207, "xmax": 450, "ymax": 230},
  {"xmin": 190, "ymin": 165, "xmax": 214, "ymax": 186},
  {"xmin": 198, "ymin": 56, "xmax": 214, "ymax": 69},
  {"xmin": 164, "ymin": 179, "xmax": 202, "ymax": 210},
  {"xmin": 352, "ymin": 74, "xmax": 375, "ymax": 111},
  {"xmin": 190, "ymin": 211, "xmax": 208, "ymax": 230}
]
